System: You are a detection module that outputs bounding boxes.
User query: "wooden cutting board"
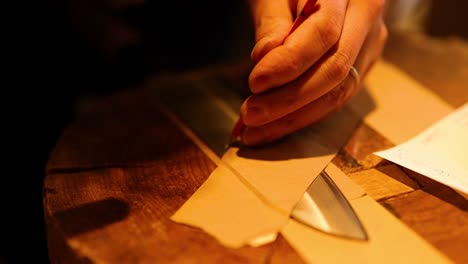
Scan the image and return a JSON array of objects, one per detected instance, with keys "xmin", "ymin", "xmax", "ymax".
[{"xmin": 43, "ymin": 31, "xmax": 468, "ymax": 263}]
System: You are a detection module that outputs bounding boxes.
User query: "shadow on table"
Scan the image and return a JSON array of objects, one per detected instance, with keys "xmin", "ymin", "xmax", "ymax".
[
  {"xmin": 52, "ymin": 197, "xmax": 130, "ymax": 237},
  {"xmin": 398, "ymin": 167, "xmax": 468, "ymax": 212}
]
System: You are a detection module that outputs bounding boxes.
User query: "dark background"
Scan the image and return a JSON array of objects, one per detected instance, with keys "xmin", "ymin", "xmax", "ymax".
[
  {"xmin": 5, "ymin": 1, "xmax": 254, "ymax": 263},
  {"xmin": 4, "ymin": 0, "xmax": 467, "ymax": 263}
]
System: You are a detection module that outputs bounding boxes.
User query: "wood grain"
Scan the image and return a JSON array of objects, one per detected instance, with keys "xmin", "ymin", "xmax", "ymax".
[
  {"xmin": 45, "ymin": 167, "xmax": 304, "ymax": 263},
  {"xmin": 348, "ymin": 165, "xmax": 420, "ymax": 201},
  {"xmin": 44, "ymin": 31, "xmax": 468, "ymax": 263},
  {"xmin": 382, "ymin": 188, "xmax": 468, "ymax": 264},
  {"xmin": 44, "ymin": 88, "xmax": 304, "ymax": 263}
]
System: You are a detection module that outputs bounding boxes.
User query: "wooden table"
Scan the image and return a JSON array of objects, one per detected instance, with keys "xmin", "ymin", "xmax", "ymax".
[{"xmin": 43, "ymin": 31, "xmax": 468, "ymax": 263}]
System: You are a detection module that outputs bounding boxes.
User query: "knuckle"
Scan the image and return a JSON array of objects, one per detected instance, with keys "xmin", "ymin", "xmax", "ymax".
[
  {"xmin": 326, "ymin": 52, "xmax": 352, "ymax": 83},
  {"xmin": 279, "ymin": 91, "xmax": 298, "ymax": 111},
  {"xmin": 282, "ymin": 48, "xmax": 304, "ymax": 74},
  {"xmin": 315, "ymin": 17, "xmax": 341, "ymax": 51},
  {"xmin": 380, "ymin": 23, "xmax": 388, "ymax": 45},
  {"xmin": 284, "ymin": 46, "xmax": 308, "ymax": 74}
]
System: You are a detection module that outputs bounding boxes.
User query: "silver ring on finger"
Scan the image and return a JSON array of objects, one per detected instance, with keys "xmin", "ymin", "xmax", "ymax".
[{"xmin": 349, "ymin": 66, "xmax": 360, "ymax": 86}]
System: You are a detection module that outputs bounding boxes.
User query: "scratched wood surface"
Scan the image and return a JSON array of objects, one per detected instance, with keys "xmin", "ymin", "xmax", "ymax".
[{"xmin": 43, "ymin": 31, "xmax": 468, "ymax": 263}]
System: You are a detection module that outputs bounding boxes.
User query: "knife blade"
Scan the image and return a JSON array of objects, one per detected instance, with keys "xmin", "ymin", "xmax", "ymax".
[
  {"xmin": 152, "ymin": 72, "xmax": 367, "ymax": 241},
  {"xmin": 291, "ymin": 170, "xmax": 368, "ymax": 240}
]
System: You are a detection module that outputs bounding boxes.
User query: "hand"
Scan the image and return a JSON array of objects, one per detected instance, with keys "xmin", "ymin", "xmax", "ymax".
[{"xmin": 240, "ymin": 0, "xmax": 387, "ymax": 146}]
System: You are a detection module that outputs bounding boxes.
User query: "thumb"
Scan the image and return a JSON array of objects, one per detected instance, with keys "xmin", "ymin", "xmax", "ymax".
[{"xmin": 248, "ymin": 0, "xmax": 294, "ymax": 63}]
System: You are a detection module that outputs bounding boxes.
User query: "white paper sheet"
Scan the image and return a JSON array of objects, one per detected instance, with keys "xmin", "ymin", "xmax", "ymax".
[{"xmin": 375, "ymin": 102, "xmax": 468, "ymax": 195}]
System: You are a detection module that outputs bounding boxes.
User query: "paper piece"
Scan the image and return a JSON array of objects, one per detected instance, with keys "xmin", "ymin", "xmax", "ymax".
[
  {"xmin": 247, "ymin": 232, "xmax": 278, "ymax": 247},
  {"xmin": 222, "ymin": 137, "xmax": 335, "ymax": 215},
  {"xmin": 281, "ymin": 196, "xmax": 452, "ymax": 264},
  {"xmin": 170, "ymin": 136, "xmax": 335, "ymax": 247},
  {"xmin": 171, "ymin": 163, "xmax": 287, "ymax": 248},
  {"xmin": 375, "ymin": 102, "xmax": 468, "ymax": 195},
  {"xmin": 171, "ymin": 108, "xmax": 362, "ymax": 247},
  {"xmin": 282, "ymin": 162, "xmax": 452, "ymax": 263},
  {"xmin": 324, "ymin": 163, "xmax": 366, "ymax": 201},
  {"xmin": 348, "ymin": 60, "xmax": 454, "ymax": 144},
  {"xmin": 171, "ymin": 59, "xmax": 458, "ymax": 253}
]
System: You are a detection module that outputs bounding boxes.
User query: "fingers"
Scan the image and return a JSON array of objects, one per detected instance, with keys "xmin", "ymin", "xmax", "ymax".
[
  {"xmin": 247, "ymin": 0, "xmax": 294, "ymax": 63},
  {"xmin": 242, "ymin": 76, "xmax": 358, "ymax": 146},
  {"xmin": 241, "ymin": 0, "xmax": 387, "ymax": 146},
  {"xmin": 241, "ymin": 0, "xmax": 384, "ymax": 127},
  {"xmin": 354, "ymin": 19, "xmax": 388, "ymax": 78},
  {"xmin": 248, "ymin": 0, "xmax": 348, "ymax": 93}
]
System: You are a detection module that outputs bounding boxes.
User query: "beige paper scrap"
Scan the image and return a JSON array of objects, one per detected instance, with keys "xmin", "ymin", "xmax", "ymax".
[
  {"xmin": 348, "ymin": 60, "xmax": 454, "ymax": 144},
  {"xmin": 171, "ymin": 137, "xmax": 335, "ymax": 247},
  {"xmin": 324, "ymin": 163, "xmax": 366, "ymax": 200},
  {"xmin": 222, "ymin": 134, "xmax": 335, "ymax": 215},
  {"xmin": 171, "ymin": 108, "xmax": 362, "ymax": 247},
  {"xmin": 375, "ymin": 102, "xmax": 468, "ymax": 195},
  {"xmin": 281, "ymin": 196, "xmax": 452, "ymax": 264},
  {"xmin": 171, "ymin": 163, "xmax": 287, "ymax": 248},
  {"xmin": 171, "ymin": 59, "xmax": 456, "ymax": 256},
  {"xmin": 281, "ymin": 162, "xmax": 452, "ymax": 263},
  {"xmin": 279, "ymin": 60, "xmax": 458, "ymax": 263}
]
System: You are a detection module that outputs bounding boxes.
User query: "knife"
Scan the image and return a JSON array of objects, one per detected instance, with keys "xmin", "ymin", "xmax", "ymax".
[
  {"xmin": 291, "ymin": 170, "xmax": 367, "ymax": 240},
  {"xmin": 152, "ymin": 72, "xmax": 368, "ymax": 241}
]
